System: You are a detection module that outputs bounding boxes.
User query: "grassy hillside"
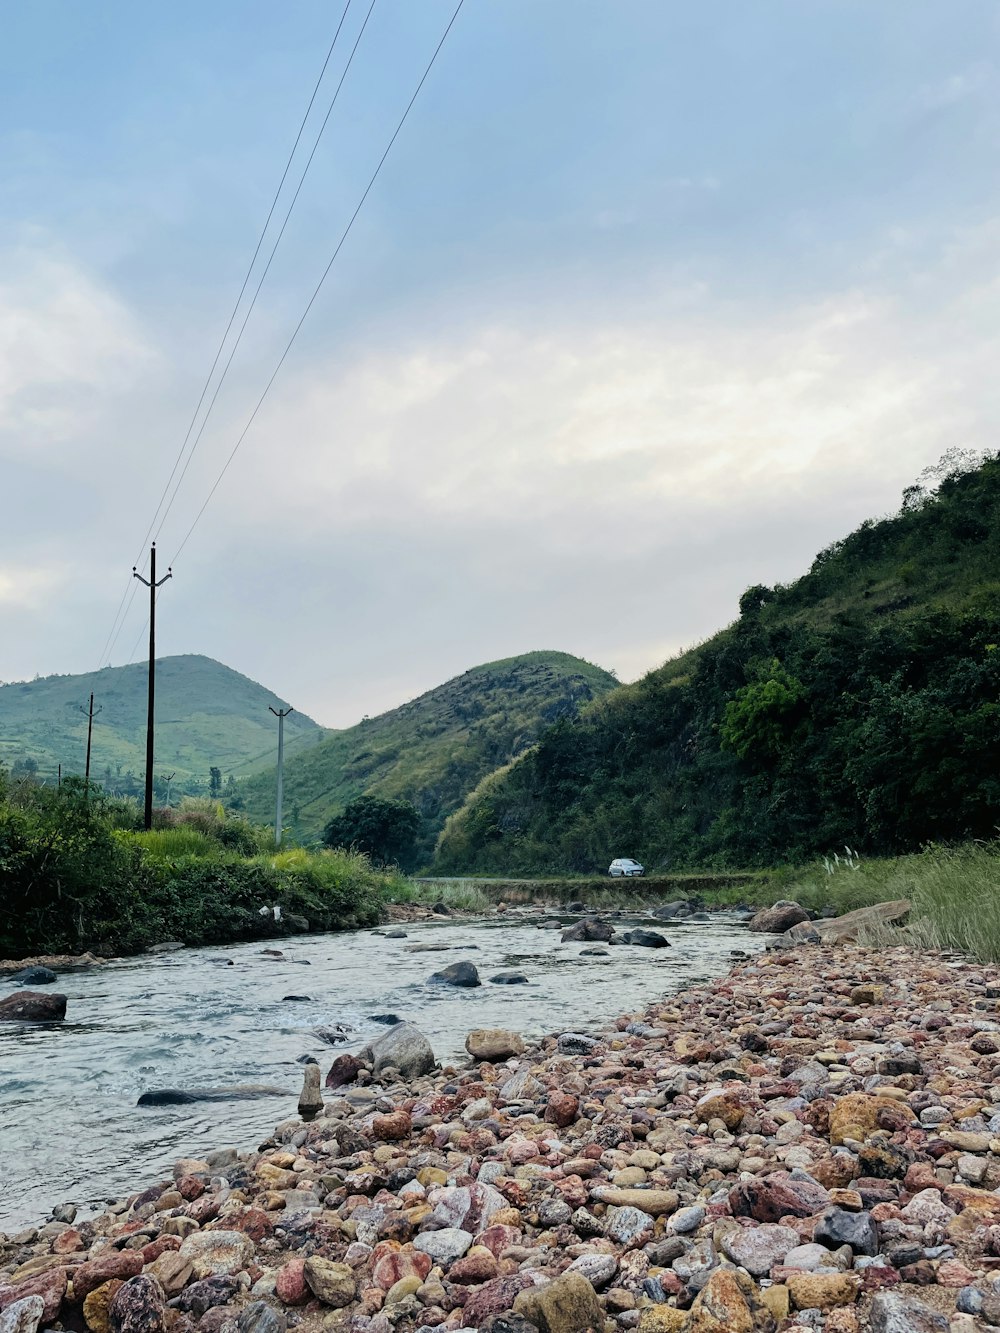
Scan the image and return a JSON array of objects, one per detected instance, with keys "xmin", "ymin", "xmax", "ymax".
[
  {"xmin": 435, "ymin": 453, "xmax": 1000, "ymax": 874},
  {"xmin": 238, "ymin": 651, "xmax": 617, "ymax": 851},
  {"xmin": 0, "ymin": 655, "xmax": 321, "ymax": 798}
]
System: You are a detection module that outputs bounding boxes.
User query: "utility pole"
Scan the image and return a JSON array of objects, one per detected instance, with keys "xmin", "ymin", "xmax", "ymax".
[
  {"xmin": 161, "ymin": 772, "xmax": 176, "ymax": 807},
  {"xmin": 78, "ymin": 692, "xmax": 103, "ymax": 797},
  {"xmin": 133, "ymin": 544, "xmax": 172, "ymax": 831},
  {"xmin": 269, "ymin": 706, "xmax": 294, "ymax": 848}
]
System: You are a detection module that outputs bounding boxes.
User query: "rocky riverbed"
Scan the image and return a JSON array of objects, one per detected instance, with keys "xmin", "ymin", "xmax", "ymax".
[{"xmin": 5, "ymin": 941, "xmax": 1000, "ymax": 1333}]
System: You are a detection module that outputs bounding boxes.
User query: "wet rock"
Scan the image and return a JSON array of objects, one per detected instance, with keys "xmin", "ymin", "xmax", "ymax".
[
  {"xmin": 0, "ymin": 990, "xmax": 67, "ymax": 1022},
  {"xmin": 513, "ymin": 1271, "xmax": 605, "ymax": 1333},
  {"xmin": 359, "ymin": 1022, "xmax": 435, "ymax": 1079},
  {"xmin": 108, "ymin": 1276, "xmax": 165, "ymax": 1333},
  {"xmin": 7, "ymin": 967, "xmax": 57, "ymax": 986},
  {"xmin": 490, "ymin": 970, "xmax": 529, "ymax": 984},
  {"xmin": 560, "ymin": 919, "xmax": 614, "ymax": 943},
  {"xmin": 466, "ymin": 1029, "xmax": 525, "ymax": 1061},
  {"xmin": 748, "ymin": 901, "xmax": 809, "ymax": 933},
  {"xmin": 429, "ymin": 960, "xmax": 481, "ymax": 987},
  {"xmin": 297, "ymin": 1062, "xmax": 323, "ymax": 1119},
  {"xmin": 136, "ymin": 1085, "xmax": 285, "ymax": 1105},
  {"xmin": 621, "ymin": 930, "xmax": 670, "ymax": 948}
]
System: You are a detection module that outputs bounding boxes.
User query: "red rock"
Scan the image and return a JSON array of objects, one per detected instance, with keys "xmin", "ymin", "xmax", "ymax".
[
  {"xmin": 275, "ymin": 1257, "xmax": 308, "ymax": 1306},
  {"xmin": 326, "ymin": 1054, "xmax": 363, "ymax": 1089},
  {"xmin": 140, "ymin": 1239, "xmax": 181, "ymax": 1265},
  {"xmin": 226, "ymin": 1209, "xmax": 273, "ymax": 1243},
  {"xmin": 545, "ymin": 1092, "xmax": 579, "ymax": 1128},
  {"xmin": 370, "ymin": 1245, "xmax": 432, "ymax": 1291},
  {"xmin": 552, "ymin": 1176, "xmax": 588, "ymax": 1208},
  {"xmin": 175, "ymin": 1176, "xmax": 205, "ymax": 1202},
  {"xmin": 185, "ymin": 1195, "xmax": 219, "ymax": 1225},
  {"xmin": 73, "ymin": 1253, "xmax": 145, "ymax": 1303},
  {"xmin": 474, "ymin": 1225, "xmax": 522, "ymax": 1257},
  {"xmin": 52, "ymin": 1229, "xmax": 85, "ymax": 1254},
  {"xmin": 728, "ymin": 1172, "xmax": 830, "ymax": 1222},
  {"xmin": 448, "ymin": 1248, "xmax": 499, "ymax": 1284},
  {"xmin": 372, "ymin": 1111, "xmax": 412, "ymax": 1142},
  {"xmin": 0, "ymin": 1267, "xmax": 67, "ymax": 1322},
  {"xmin": 937, "ymin": 1259, "xmax": 979, "ymax": 1287},
  {"xmin": 463, "ymin": 1274, "xmax": 544, "ymax": 1326}
]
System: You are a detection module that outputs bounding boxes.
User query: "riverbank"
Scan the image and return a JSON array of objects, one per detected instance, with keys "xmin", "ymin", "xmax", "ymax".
[{"xmin": 3, "ymin": 942, "xmax": 999, "ymax": 1333}]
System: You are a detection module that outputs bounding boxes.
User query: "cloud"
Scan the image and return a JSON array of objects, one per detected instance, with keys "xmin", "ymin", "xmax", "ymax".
[
  {"xmin": 0, "ymin": 246, "xmax": 155, "ymax": 449},
  {"xmin": 0, "ymin": 561, "xmax": 66, "ymax": 609}
]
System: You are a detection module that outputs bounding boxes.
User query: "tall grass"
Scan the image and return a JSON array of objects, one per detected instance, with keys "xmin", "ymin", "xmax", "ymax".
[{"xmin": 127, "ymin": 828, "xmax": 220, "ymax": 861}]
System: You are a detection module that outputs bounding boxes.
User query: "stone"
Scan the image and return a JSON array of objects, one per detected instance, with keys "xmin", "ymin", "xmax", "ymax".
[
  {"xmin": 787, "ymin": 1273, "xmax": 860, "ymax": 1310},
  {"xmin": 0, "ymin": 1267, "xmax": 66, "ymax": 1322},
  {"xmin": 412, "ymin": 1229, "xmax": 473, "ymax": 1264},
  {"xmin": 146, "ymin": 1254, "xmax": 192, "ymax": 1298},
  {"xmin": 748, "ymin": 902, "xmax": 809, "ymax": 933},
  {"xmin": 868, "ymin": 1292, "xmax": 949, "ymax": 1332},
  {"xmin": 168, "ymin": 1277, "xmax": 240, "ymax": 1317},
  {"xmin": 325, "ymin": 1054, "xmax": 363, "ymax": 1088},
  {"xmin": 177, "ymin": 1231, "xmax": 254, "ymax": 1278},
  {"xmin": 466, "ymin": 1029, "xmax": 525, "ymax": 1061},
  {"xmin": 513, "ymin": 1271, "xmax": 605, "ymax": 1333},
  {"xmin": 694, "ymin": 1088, "xmax": 747, "ymax": 1130},
  {"xmin": 490, "ymin": 971, "xmax": 529, "ymax": 984},
  {"xmin": 303, "ymin": 1260, "xmax": 355, "ymax": 1308},
  {"xmin": 829, "ymin": 1093, "xmax": 906, "ymax": 1145},
  {"xmin": 814, "ymin": 899, "xmax": 910, "ymax": 944},
  {"xmin": 668, "ymin": 1205, "xmax": 705, "ymax": 1233},
  {"xmin": 0, "ymin": 990, "xmax": 67, "ymax": 1022},
  {"xmin": 8, "ymin": 967, "xmax": 57, "ymax": 985},
  {"xmin": 545, "ymin": 1091, "xmax": 579, "ymax": 1127},
  {"xmin": 429, "ymin": 961, "xmax": 481, "ymax": 987},
  {"xmin": 298, "ymin": 1062, "xmax": 323, "ymax": 1119},
  {"xmin": 108, "ymin": 1276, "xmax": 165, "ymax": 1333},
  {"xmin": 560, "ymin": 919, "xmax": 614, "ymax": 943},
  {"xmin": 685, "ymin": 1270, "xmax": 753, "ymax": 1333},
  {"xmin": 83, "ymin": 1282, "xmax": 124, "ymax": 1333},
  {"xmin": 589, "ymin": 1188, "xmax": 677, "ymax": 1216},
  {"xmin": 274, "ymin": 1259, "xmax": 307, "ymax": 1306},
  {"xmin": 465, "ymin": 1275, "xmax": 546, "ymax": 1326},
  {"xmin": 814, "ymin": 1207, "xmax": 879, "ymax": 1255},
  {"xmin": 636, "ymin": 1310, "xmax": 686, "ymax": 1333},
  {"xmin": 720, "ymin": 1223, "xmax": 799, "ymax": 1276},
  {"xmin": 237, "ymin": 1304, "xmax": 286, "ymax": 1333},
  {"xmin": 565, "ymin": 1256, "xmax": 616, "ymax": 1289},
  {"xmin": 448, "ymin": 1247, "xmax": 499, "ymax": 1284},
  {"xmin": 557, "ymin": 1033, "xmax": 600, "ymax": 1054},
  {"xmin": 0, "ymin": 1298, "xmax": 45, "ymax": 1333},
  {"xmin": 728, "ymin": 1172, "xmax": 830, "ymax": 1221},
  {"xmin": 782, "ymin": 1243, "xmax": 833, "ymax": 1271},
  {"xmin": 73, "ymin": 1253, "xmax": 145, "ymax": 1302},
  {"xmin": 620, "ymin": 930, "xmax": 670, "ymax": 948},
  {"xmin": 604, "ymin": 1206, "xmax": 655, "ymax": 1246},
  {"xmin": 359, "ymin": 1023, "xmax": 435, "ymax": 1079}
]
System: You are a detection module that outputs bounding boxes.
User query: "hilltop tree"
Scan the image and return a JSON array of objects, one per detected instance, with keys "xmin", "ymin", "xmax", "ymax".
[
  {"xmin": 209, "ymin": 767, "xmax": 222, "ymax": 799},
  {"xmin": 323, "ymin": 795, "xmax": 422, "ymax": 871}
]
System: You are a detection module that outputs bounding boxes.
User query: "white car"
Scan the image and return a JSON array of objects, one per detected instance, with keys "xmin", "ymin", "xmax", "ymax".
[{"xmin": 609, "ymin": 857, "xmax": 645, "ymax": 877}]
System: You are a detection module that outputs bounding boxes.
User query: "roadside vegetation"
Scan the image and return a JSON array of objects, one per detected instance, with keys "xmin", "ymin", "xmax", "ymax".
[{"xmin": 0, "ymin": 775, "xmax": 403, "ymax": 959}]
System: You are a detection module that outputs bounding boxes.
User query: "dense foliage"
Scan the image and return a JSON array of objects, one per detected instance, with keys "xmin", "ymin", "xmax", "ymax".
[
  {"xmin": 0, "ymin": 776, "xmax": 396, "ymax": 958},
  {"xmin": 324, "ymin": 794, "xmax": 422, "ymax": 870},
  {"xmin": 436, "ymin": 453, "xmax": 1000, "ymax": 873},
  {"xmin": 238, "ymin": 651, "xmax": 618, "ymax": 855}
]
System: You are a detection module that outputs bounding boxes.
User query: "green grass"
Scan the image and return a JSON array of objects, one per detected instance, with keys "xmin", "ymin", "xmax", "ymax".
[
  {"xmin": 237, "ymin": 651, "xmax": 618, "ymax": 850},
  {"xmin": 128, "ymin": 827, "xmax": 221, "ymax": 861}
]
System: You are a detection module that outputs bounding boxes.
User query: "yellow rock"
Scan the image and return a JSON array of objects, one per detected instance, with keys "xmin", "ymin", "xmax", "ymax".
[
  {"xmin": 760, "ymin": 1284, "xmax": 789, "ymax": 1321},
  {"xmin": 686, "ymin": 1271, "xmax": 753, "ymax": 1333},
  {"xmin": 787, "ymin": 1273, "xmax": 861, "ymax": 1311},
  {"xmin": 636, "ymin": 1308, "xmax": 686, "ymax": 1333},
  {"xmin": 385, "ymin": 1275, "xmax": 423, "ymax": 1304},
  {"xmin": 850, "ymin": 984, "xmax": 884, "ymax": 1005},
  {"xmin": 829, "ymin": 1093, "xmax": 904, "ymax": 1145},
  {"xmin": 83, "ymin": 1280, "xmax": 124, "ymax": 1333},
  {"xmin": 417, "ymin": 1167, "xmax": 448, "ymax": 1187}
]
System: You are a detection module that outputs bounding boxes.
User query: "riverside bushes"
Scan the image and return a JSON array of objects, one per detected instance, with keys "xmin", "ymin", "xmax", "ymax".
[{"xmin": 0, "ymin": 774, "xmax": 398, "ymax": 958}]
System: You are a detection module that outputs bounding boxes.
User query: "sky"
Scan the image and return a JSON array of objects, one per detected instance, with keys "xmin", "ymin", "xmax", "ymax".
[{"xmin": 1, "ymin": 2, "xmax": 999, "ymax": 726}]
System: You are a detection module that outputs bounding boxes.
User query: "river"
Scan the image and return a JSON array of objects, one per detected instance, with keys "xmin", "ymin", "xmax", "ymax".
[{"xmin": 0, "ymin": 907, "xmax": 758, "ymax": 1230}]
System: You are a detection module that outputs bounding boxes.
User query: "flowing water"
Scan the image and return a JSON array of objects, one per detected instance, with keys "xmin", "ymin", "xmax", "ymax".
[{"xmin": 0, "ymin": 908, "xmax": 758, "ymax": 1230}]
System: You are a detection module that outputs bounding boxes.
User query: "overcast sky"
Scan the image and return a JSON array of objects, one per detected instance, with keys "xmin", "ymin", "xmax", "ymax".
[{"xmin": 2, "ymin": 2, "xmax": 999, "ymax": 726}]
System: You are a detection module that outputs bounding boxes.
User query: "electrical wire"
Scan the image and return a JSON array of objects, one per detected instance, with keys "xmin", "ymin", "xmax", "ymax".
[
  {"xmin": 168, "ymin": 0, "xmax": 465, "ymax": 568},
  {"xmin": 96, "ymin": 1, "xmax": 354, "ymax": 669}
]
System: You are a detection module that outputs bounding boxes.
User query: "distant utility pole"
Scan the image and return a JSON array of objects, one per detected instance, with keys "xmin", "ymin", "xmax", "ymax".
[
  {"xmin": 161, "ymin": 772, "xmax": 176, "ymax": 806},
  {"xmin": 133, "ymin": 544, "xmax": 172, "ymax": 831},
  {"xmin": 78, "ymin": 692, "xmax": 103, "ymax": 796},
  {"xmin": 269, "ymin": 706, "xmax": 294, "ymax": 848}
]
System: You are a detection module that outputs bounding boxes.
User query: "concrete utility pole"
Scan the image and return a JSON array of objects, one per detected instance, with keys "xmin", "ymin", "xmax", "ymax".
[
  {"xmin": 269, "ymin": 706, "xmax": 294, "ymax": 847},
  {"xmin": 78, "ymin": 692, "xmax": 103, "ymax": 797},
  {"xmin": 161, "ymin": 772, "xmax": 176, "ymax": 806},
  {"xmin": 133, "ymin": 544, "xmax": 172, "ymax": 831}
]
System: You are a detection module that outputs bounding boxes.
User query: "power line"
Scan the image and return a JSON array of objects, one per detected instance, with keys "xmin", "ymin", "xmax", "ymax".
[
  {"xmin": 149, "ymin": 0, "xmax": 378, "ymax": 552},
  {"xmin": 96, "ymin": 2, "xmax": 354, "ymax": 670},
  {"xmin": 169, "ymin": 0, "xmax": 466, "ymax": 568}
]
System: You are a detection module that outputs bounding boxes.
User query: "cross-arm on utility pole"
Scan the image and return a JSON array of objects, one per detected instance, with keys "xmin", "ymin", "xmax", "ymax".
[{"xmin": 133, "ymin": 543, "xmax": 172, "ymax": 831}]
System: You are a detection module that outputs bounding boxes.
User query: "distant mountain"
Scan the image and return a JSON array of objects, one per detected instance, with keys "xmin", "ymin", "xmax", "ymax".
[
  {"xmin": 238, "ymin": 651, "xmax": 618, "ymax": 853},
  {"xmin": 435, "ymin": 453, "xmax": 1000, "ymax": 875},
  {"xmin": 0, "ymin": 655, "xmax": 322, "ymax": 798}
]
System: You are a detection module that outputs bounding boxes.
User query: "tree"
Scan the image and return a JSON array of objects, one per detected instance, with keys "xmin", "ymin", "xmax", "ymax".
[
  {"xmin": 209, "ymin": 767, "xmax": 222, "ymax": 799},
  {"xmin": 323, "ymin": 795, "xmax": 422, "ymax": 870}
]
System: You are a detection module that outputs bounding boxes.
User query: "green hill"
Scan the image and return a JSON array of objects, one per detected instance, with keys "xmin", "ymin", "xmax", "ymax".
[
  {"xmin": 238, "ymin": 651, "xmax": 618, "ymax": 853},
  {"xmin": 0, "ymin": 655, "xmax": 322, "ymax": 799},
  {"xmin": 435, "ymin": 452, "xmax": 1000, "ymax": 874}
]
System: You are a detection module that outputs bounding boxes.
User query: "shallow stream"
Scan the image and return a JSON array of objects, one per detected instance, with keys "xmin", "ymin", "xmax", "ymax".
[{"xmin": 0, "ymin": 908, "xmax": 758, "ymax": 1229}]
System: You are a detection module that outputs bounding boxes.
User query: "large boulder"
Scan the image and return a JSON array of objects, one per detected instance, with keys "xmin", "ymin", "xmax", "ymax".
[
  {"xmin": 560, "ymin": 918, "xmax": 614, "ymax": 943},
  {"xmin": 815, "ymin": 899, "xmax": 911, "ymax": 944},
  {"xmin": 7, "ymin": 967, "xmax": 57, "ymax": 986},
  {"xmin": 359, "ymin": 1022, "xmax": 435, "ymax": 1080},
  {"xmin": 513, "ymin": 1272, "xmax": 604, "ymax": 1333},
  {"xmin": 621, "ymin": 929, "xmax": 670, "ymax": 948},
  {"xmin": 0, "ymin": 990, "xmax": 67, "ymax": 1022},
  {"xmin": 429, "ymin": 960, "xmax": 481, "ymax": 987},
  {"xmin": 747, "ymin": 901, "xmax": 810, "ymax": 933},
  {"xmin": 466, "ymin": 1029, "xmax": 525, "ymax": 1061}
]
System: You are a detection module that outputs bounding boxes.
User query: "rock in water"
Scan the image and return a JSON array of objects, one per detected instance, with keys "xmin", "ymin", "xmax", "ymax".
[
  {"xmin": 747, "ymin": 901, "xmax": 810, "ymax": 933},
  {"xmin": 298, "ymin": 1062, "xmax": 323, "ymax": 1120},
  {"xmin": 108, "ymin": 1276, "xmax": 165, "ymax": 1333},
  {"xmin": 7, "ymin": 967, "xmax": 57, "ymax": 985},
  {"xmin": 560, "ymin": 918, "xmax": 614, "ymax": 943},
  {"xmin": 136, "ymin": 1084, "xmax": 286, "ymax": 1105},
  {"xmin": 466, "ymin": 1029, "xmax": 525, "ymax": 1061},
  {"xmin": 490, "ymin": 970, "xmax": 529, "ymax": 984},
  {"xmin": 0, "ymin": 990, "xmax": 67, "ymax": 1022},
  {"xmin": 359, "ymin": 1022, "xmax": 435, "ymax": 1079},
  {"xmin": 621, "ymin": 929, "xmax": 670, "ymax": 948},
  {"xmin": 429, "ymin": 960, "xmax": 481, "ymax": 987}
]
